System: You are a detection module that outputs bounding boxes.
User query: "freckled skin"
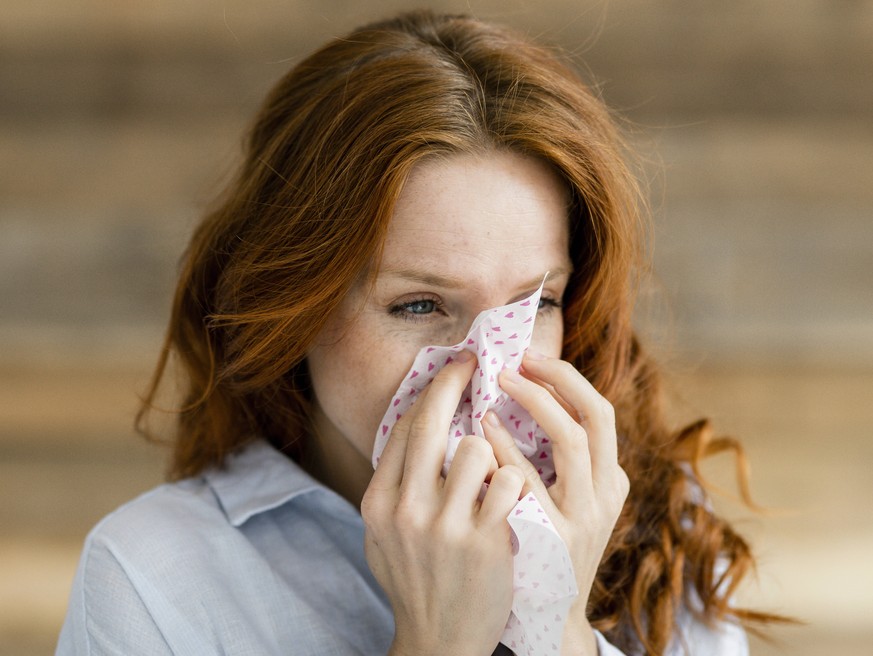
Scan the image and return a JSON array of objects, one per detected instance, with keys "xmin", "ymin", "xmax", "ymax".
[{"xmin": 305, "ymin": 151, "xmax": 573, "ymax": 505}]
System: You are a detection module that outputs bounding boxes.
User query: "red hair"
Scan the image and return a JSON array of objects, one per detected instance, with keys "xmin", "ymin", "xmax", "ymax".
[{"xmin": 138, "ymin": 11, "xmax": 778, "ymax": 653}]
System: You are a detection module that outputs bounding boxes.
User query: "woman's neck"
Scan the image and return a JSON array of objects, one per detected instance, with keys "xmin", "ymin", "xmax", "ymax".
[{"xmin": 305, "ymin": 412, "xmax": 375, "ymax": 510}]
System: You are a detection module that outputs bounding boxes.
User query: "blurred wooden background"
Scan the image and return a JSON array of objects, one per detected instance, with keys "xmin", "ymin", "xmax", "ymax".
[{"xmin": 1, "ymin": 1, "xmax": 871, "ymax": 654}]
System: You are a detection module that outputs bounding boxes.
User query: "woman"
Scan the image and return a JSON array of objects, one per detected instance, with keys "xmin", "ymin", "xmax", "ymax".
[{"xmin": 57, "ymin": 10, "xmax": 774, "ymax": 656}]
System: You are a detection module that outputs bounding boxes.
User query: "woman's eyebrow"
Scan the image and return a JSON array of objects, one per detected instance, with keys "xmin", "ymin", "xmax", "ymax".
[
  {"xmin": 378, "ymin": 267, "xmax": 573, "ymax": 290},
  {"xmin": 379, "ymin": 268, "xmax": 466, "ymax": 288}
]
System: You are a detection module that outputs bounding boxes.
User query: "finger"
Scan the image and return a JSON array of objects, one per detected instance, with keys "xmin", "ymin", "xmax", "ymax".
[
  {"xmin": 481, "ymin": 410, "xmax": 553, "ymax": 507},
  {"xmin": 517, "ymin": 369, "xmax": 580, "ymax": 422},
  {"xmin": 498, "ymin": 367, "xmax": 592, "ymax": 489},
  {"xmin": 401, "ymin": 350, "xmax": 478, "ymax": 492},
  {"xmin": 520, "ymin": 353, "xmax": 619, "ymax": 480},
  {"xmin": 368, "ymin": 384, "xmax": 431, "ymax": 492},
  {"xmin": 442, "ymin": 435, "xmax": 497, "ymax": 513},
  {"xmin": 478, "ymin": 464, "xmax": 525, "ymax": 527}
]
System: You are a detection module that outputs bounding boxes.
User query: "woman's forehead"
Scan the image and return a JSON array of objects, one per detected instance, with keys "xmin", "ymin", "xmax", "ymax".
[
  {"xmin": 393, "ymin": 151, "xmax": 570, "ymax": 215},
  {"xmin": 381, "ymin": 151, "xmax": 571, "ymax": 263}
]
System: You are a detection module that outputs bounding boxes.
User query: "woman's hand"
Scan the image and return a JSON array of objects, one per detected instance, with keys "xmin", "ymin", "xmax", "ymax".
[
  {"xmin": 361, "ymin": 350, "xmax": 526, "ymax": 656},
  {"xmin": 485, "ymin": 351, "xmax": 630, "ymax": 656}
]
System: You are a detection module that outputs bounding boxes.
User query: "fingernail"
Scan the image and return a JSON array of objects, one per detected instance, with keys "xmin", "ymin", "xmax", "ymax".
[
  {"xmin": 525, "ymin": 349, "xmax": 547, "ymax": 361},
  {"xmin": 454, "ymin": 349, "xmax": 473, "ymax": 364},
  {"xmin": 484, "ymin": 410, "xmax": 501, "ymax": 427}
]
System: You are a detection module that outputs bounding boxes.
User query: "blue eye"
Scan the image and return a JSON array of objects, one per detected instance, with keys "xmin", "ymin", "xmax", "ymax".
[
  {"xmin": 389, "ymin": 298, "xmax": 442, "ymax": 321},
  {"xmin": 404, "ymin": 300, "xmax": 436, "ymax": 315}
]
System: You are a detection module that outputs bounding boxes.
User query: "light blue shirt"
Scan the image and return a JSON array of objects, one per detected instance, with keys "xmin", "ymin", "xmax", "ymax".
[
  {"xmin": 56, "ymin": 439, "xmax": 748, "ymax": 655},
  {"xmin": 56, "ymin": 440, "xmax": 394, "ymax": 655}
]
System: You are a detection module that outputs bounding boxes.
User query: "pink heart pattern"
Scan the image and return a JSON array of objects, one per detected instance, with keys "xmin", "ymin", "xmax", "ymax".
[{"xmin": 371, "ymin": 279, "xmax": 576, "ymax": 656}]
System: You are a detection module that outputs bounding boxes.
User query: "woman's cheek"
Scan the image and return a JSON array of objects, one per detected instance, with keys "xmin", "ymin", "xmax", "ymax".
[
  {"xmin": 371, "ymin": 342, "xmax": 424, "ymax": 414},
  {"xmin": 530, "ymin": 313, "xmax": 564, "ymax": 358}
]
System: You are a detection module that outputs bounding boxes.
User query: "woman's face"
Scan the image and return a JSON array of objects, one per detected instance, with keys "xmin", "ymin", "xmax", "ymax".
[{"xmin": 306, "ymin": 151, "xmax": 573, "ymax": 501}]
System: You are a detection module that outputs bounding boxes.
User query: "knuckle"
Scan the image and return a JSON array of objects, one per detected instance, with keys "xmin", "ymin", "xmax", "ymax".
[
  {"xmin": 496, "ymin": 464, "xmax": 525, "ymax": 489},
  {"xmin": 600, "ymin": 465, "xmax": 630, "ymax": 518},
  {"xmin": 596, "ymin": 398, "xmax": 616, "ymax": 425},
  {"xmin": 360, "ymin": 491, "xmax": 390, "ymax": 533},
  {"xmin": 616, "ymin": 465, "xmax": 631, "ymax": 498},
  {"xmin": 359, "ymin": 493, "xmax": 378, "ymax": 524},
  {"xmin": 561, "ymin": 423, "xmax": 589, "ymax": 450},
  {"xmin": 523, "ymin": 465, "xmax": 543, "ymax": 488},
  {"xmin": 457, "ymin": 434, "xmax": 494, "ymax": 461},
  {"xmin": 393, "ymin": 495, "xmax": 426, "ymax": 530}
]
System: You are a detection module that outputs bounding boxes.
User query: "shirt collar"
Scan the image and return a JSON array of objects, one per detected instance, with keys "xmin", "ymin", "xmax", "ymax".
[{"xmin": 204, "ymin": 439, "xmax": 330, "ymax": 527}]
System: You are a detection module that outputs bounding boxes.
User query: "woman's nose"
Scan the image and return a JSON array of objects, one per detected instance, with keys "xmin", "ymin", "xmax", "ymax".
[{"xmin": 443, "ymin": 300, "xmax": 507, "ymax": 346}]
